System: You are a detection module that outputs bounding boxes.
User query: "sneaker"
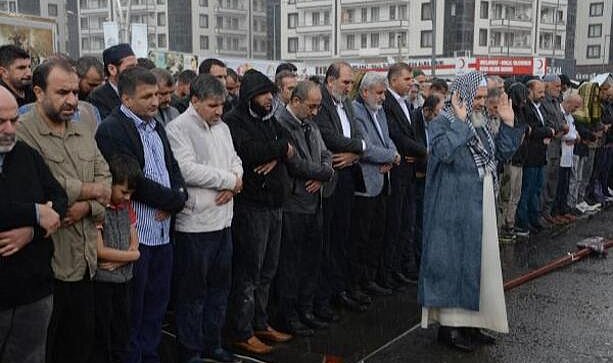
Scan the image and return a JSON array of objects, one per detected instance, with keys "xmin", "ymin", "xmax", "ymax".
[
  {"xmin": 515, "ymin": 227, "xmax": 530, "ymax": 237},
  {"xmin": 588, "ymin": 203, "xmax": 602, "ymax": 211},
  {"xmin": 576, "ymin": 202, "xmax": 589, "ymax": 213}
]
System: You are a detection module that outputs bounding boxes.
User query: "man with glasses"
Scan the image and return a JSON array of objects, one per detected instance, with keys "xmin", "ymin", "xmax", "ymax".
[{"xmin": 275, "ymin": 80, "xmax": 334, "ymax": 336}]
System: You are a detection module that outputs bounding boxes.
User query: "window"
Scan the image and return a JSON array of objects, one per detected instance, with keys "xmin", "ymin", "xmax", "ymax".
[
  {"xmin": 589, "ymin": 2, "xmax": 604, "ymax": 16},
  {"xmin": 389, "ymin": 32, "xmax": 396, "ymax": 48},
  {"xmin": 81, "ymin": 37, "xmax": 90, "ymax": 50},
  {"xmin": 347, "ymin": 34, "xmax": 355, "ymax": 49},
  {"xmin": 312, "ymin": 12, "xmax": 320, "ymax": 25},
  {"xmin": 421, "ymin": 2, "xmax": 432, "ymax": 20},
  {"xmin": 199, "ymin": 0, "xmax": 207, "ymax": 5},
  {"xmin": 587, "ymin": 45, "xmax": 601, "ymax": 58},
  {"xmin": 200, "ymin": 14, "xmax": 208, "ymax": 28},
  {"xmin": 81, "ymin": 17, "xmax": 88, "ymax": 29},
  {"xmin": 480, "ymin": 1, "xmax": 489, "ymax": 19},
  {"xmin": 157, "ymin": 34, "xmax": 167, "ymax": 48},
  {"xmin": 232, "ymin": 38, "xmax": 238, "ymax": 50},
  {"xmin": 48, "ymin": 4, "xmax": 58, "ymax": 17},
  {"xmin": 361, "ymin": 8, "xmax": 367, "ymax": 22},
  {"xmin": 421, "ymin": 30, "xmax": 433, "ymax": 47},
  {"xmin": 288, "ymin": 37, "xmax": 298, "ymax": 52},
  {"xmin": 157, "ymin": 0, "xmax": 165, "ymax": 5},
  {"xmin": 312, "ymin": 36, "xmax": 319, "ymax": 51},
  {"xmin": 389, "ymin": 5, "xmax": 396, "ymax": 20},
  {"xmin": 555, "ymin": 35, "xmax": 562, "ymax": 49},
  {"xmin": 479, "ymin": 29, "xmax": 487, "ymax": 46},
  {"xmin": 399, "ymin": 5, "xmax": 407, "ymax": 20},
  {"xmin": 371, "ymin": 32, "xmax": 379, "ymax": 48},
  {"xmin": 361, "ymin": 33, "xmax": 367, "ymax": 48},
  {"xmin": 157, "ymin": 13, "xmax": 166, "ymax": 26},
  {"xmin": 398, "ymin": 32, "xmax": 407, "ymax": 47},
  {"xmin": 288, "ymin": 13, "xmax": 298, "ymax": 28},
  {"xmin": 450, "ymin": 3, "xmax": 456, "ymax": 16},
  {"xmin": 323, "ymin": 36, "xmax": 330, "ymax": 51},
  {"xmin": 216, "ymin": 37, "xmax": 223, "ymax": 49},
  {"xmin": 588, "ymin": 24, "xmax": 602, "ymax": 37},
  {"xmin": 346, "ymin": 9, "xmax": 355, "ymax": 23},
  {"xmin": 324, "ymin": 11, "xmax": 330, "ymax": 25},
  {"xmin": 200, "ymin": 35, "xmax": 209, "ymax": 49},
  {"xmin": 216, "ymin": 15, "xmax": 223, "ymax": 28},
  {"xmin": 371, "ymin": 7, "xmax": 380, "ymax": 21}
]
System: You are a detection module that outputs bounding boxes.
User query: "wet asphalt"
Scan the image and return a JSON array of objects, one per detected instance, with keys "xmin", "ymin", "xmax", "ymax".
[{"xmin": 160, "ymin": 207, "xmax": 613, "ymax": 363}]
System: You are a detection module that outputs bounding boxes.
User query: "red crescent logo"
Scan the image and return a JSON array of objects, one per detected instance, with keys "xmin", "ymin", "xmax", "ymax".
[
  {"xmin": 537, "ymin": 59, "xmax": 543, "ymax": 69},
  {"xmin": 458, "ymin": 58, "xmax": 465, "ymax": 68}
]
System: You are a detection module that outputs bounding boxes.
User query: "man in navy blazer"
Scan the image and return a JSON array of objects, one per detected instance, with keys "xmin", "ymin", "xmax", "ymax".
[{"xmin": 349, "ymin": 72, "xmax": 400, "ymax": 302}]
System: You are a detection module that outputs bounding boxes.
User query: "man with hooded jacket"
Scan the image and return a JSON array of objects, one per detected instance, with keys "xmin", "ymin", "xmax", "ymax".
[{"xmin": 225, "ymin": 69, "xmax": 295, "ymax": 354}]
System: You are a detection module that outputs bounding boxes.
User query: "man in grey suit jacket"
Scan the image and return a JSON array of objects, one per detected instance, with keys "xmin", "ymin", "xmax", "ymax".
[{"xmin": 349, "ymin": 72, "xmax": 400, "ymax": 302}]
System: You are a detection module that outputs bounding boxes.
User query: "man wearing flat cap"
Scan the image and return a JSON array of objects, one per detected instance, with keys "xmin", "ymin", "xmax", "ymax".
[{"xmin": 88, "ymin": 43, "xmax": 137, "ymax": 120}]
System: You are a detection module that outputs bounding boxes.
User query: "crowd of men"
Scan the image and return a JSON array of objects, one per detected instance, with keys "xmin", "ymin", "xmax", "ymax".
[{"xmin": 0, "ymin": 41, "xmax": 612, "ymax": 363}]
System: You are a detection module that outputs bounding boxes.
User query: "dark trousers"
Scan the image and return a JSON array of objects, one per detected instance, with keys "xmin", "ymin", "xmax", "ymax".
[
  {"xmin": 0, "ymin": 295, "xmax": 52, "ymax": 363},
  {"xmin": 126, "ymin": 243, "xmax": 173, "ymax": 363},
  {"xmin": 92, "ymin": 281, "xmax": 132, "ymax": 363},
  {"xmin": 382, "ymin": 167, "xmax": 416, "ymax": 283},
  {"xmin": 316, "ymin": 168, "xmax": 356, "ymax": 309},
  {"xmin": 517, "ymin": 166, "xmax": 544, "ymax": 228},
  {"xmin": 350, "ymin": 191, "xmax": 388, "ymax": 289},
  {"xmin": 47, "ymin": 278, "xmax": 94, "ymax": 363},
  {"xmin": 553, "ymin": 167, "xmax": 571, "ymax": 216},
  {"xmin": 276, "ymin": 210, "xmax": 323, "ymax": 323},
  {"xmin": 175, "ymin": 229, "xmax": 232, "ymax": 363},
  {"xmin": 228, "ymin": 204, "xmax": 282, "ymax": 341},
  {"xmin": 541, "ymin": 157, "xmax": 560, "ymax": 215},
  {"xmin": 413, "ymin": 176, "xmax": 426, "ymax": 273}
]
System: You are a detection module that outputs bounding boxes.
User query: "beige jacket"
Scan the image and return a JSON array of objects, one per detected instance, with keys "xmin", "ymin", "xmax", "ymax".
[
  {"xmin": 166, "ymin": 104, "xmax": 243, "ymax": 233},
  {"xmin": 17, "ymin": 105, "xmax": 111, "ymax": 282}
]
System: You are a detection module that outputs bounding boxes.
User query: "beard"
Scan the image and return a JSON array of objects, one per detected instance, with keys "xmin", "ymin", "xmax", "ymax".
[
  {"xmin": 331, "ymin": 90, "xmax": 347, "ymax": 103},
  {"xmin": 42, "ymin": 100, "xmax": 76, "ymax": 123},
  {"xmin": 0, "ymin": 133, "xmax": 16, "ymax": 153},
  {"xmin": 249, "ymin": 99, "xmax": 272, "ymax": 118},
  {"xmin": 470, "ymin": 111, "xmax": 487, "ymax": 128}
]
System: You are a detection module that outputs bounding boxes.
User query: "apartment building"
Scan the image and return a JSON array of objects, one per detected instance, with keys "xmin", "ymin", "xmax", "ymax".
[
  {"xmin": 168, "ymin": 0, "xmax": 269, "ymax": 59},
  {"xmin": 281, "ymin": 0, "xmax": 445, "ymax": 63},
  {"xmin": 574, "ymin": 0, "xmax": 613, "ymax": 78}
]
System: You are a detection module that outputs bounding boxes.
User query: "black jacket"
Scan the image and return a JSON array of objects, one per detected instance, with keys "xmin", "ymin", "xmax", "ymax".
[
  {"xmin": 522, "ymin": 102, "xmax": 555, "ymax": 167},
  {"xmin": 313, "ymin": 85, "xmax": 365, "ymax": 196},
  {"xmin": 224, "ymin": 69, "xmax": 291, "ymax": 208},
  {"xmin": 0, "ymin": 141, "xmax": 68, "ymax": 309},
  {"xmin": 383, "ymin": 90, "xmax": 427, "ymax": 177},
  {"xmin": 95, "ymin": 108, "xmax": 187, "ymax": 215},
  {"xmin": 88, "ymin": 82, "xmax": 122, "ymax": 120},
  {"xmin": 0, "ymin": 79, "xmax": 35, "ymax": 107},
  {"xmin": 412, "ymin": 107, "xmax": 429, "ymax": 176}
]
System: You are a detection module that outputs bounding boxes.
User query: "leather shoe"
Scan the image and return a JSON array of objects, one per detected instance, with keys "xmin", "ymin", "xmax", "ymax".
[
  {"xmin": 299, "ymin": 312, "xmax": 329, "ymax": 329},
  {"xmin": 463, "ymin": 327, "xmax": 496, "ymax": 345},
  {"xmin": 379, "ymin": 279, "xmax": 408, "ymax": 292},
  {"xmin": 201, "ymin": 348, "xmax": 242, "ymax": 362},
  {"xmin": 437, "ymin": 326, "xmax": 475, "ymax": 352},
  {"xmin": 233, "ymin": 336, "xmax": 273, "ymax": 355},
  {"xmin": 285, "ymin": 319, "xmax": 314, "ymax": 337},
  {"xmin": 254, "ymin": 326, "xmax": 293, "ymax": 343},
  {"xmin": 350, "ymin": 289, "xmax": 373, "ymax": 305},
  {"xmin": 314, "ymin": 305, "xmax": 340, "ymax": 323},
  {"xmin": 394, "ymin": 271, "xmax": 417, "ymax": 285},
  {"xmin": 363, "ymin": 281, "xmax": 393, "ymax": 296},
  {"xmin": 333, "ymin": 291, "xmax": 368, "ymax": 312}
]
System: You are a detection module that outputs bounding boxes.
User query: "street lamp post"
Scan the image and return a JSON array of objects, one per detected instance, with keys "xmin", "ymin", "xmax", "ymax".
[
  {"xmin": 604, "ymin": 34, "xmax": 611, "ymax": 73},
  {"xmin": 431, "ymin": 0, "xmax": 436, "ymax": 77}
]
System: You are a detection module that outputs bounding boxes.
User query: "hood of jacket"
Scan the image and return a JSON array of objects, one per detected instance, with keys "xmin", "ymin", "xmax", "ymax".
[{"xmin": 238, "ymin": 69, "xmax": 278, "ymax": 120}]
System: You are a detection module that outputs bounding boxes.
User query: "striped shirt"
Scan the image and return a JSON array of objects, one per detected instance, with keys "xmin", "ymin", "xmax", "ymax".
[{"xmin": 121, "ymin": 105, "xmax": 171, "ymax": 246}]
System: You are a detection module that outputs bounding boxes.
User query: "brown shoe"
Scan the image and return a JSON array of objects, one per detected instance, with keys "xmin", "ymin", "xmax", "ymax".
[
  {"xmin": 556, "ymin": 215, "xmax": 570, "ymax": 224},
  {"xmin": 543, "ymin": 214, "xmax": 560, "ymax": 225},
  {"xmin": 254, "ymin": 326, "xmax": 293, "ymax": 343},
  {"xmin": 563, "ymin": 213, "xmax": 577, "ymax": 222},
  {"xmin": 233, "ymin": 336, "xmax": 273, "ymax": 354}
]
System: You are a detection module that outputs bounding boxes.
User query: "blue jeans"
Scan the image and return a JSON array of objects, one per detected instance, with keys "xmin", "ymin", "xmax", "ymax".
[
  {"xmin": 516, "ymin": 166, "xmax": 544, "ymax": 228},
  {"xmin": 174, "ymin": 229, "xmax": 232, "ymax": 363}
]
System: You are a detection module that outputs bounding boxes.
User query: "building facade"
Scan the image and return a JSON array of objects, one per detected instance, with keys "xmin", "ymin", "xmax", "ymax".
[{"xmin": 573, "ymin": 0, "xmax": 613, "ymax": 79}]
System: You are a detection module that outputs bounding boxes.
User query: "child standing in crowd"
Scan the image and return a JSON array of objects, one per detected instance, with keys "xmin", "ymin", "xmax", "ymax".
[{"xmin": 92, "ymin": 154, "xmax": 142, "ymax": 363}]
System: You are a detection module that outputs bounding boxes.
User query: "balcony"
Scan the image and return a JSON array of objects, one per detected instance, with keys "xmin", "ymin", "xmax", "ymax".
[
  {"xmin": 295, "ymin": 48, "xmax": 332, "ymax": 58},
  {"xmin": 340, "ymin": 0, "xmax": 403, "ymax": 4},
  {"xmin": 216, "ymin": 47, "xmax": 248, "ymax": 56},
  {"xmin": 489, "ymin": 17, "xmax": 532, "ymax": 29},
  {"xmin": 295, "ymin": 22, "xmax": 333, "ymax": 34},
  {"xmin": 214, "ymin": 27, "xmax": 247, "ymax": 35},
  {"xmin": 214, "ymin": 5, "xmax": 246, "ymax": 14},
  {"xmin": 341, "ymin": 19, "xmax": 407, "ymax": 31},
  {"xmin": 295, "ymin": 0, "xmax": 332, "ymax": 9},
  {"xmin": 488, "ymin": 45, "xmax": 533, "ymax": 56}
]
